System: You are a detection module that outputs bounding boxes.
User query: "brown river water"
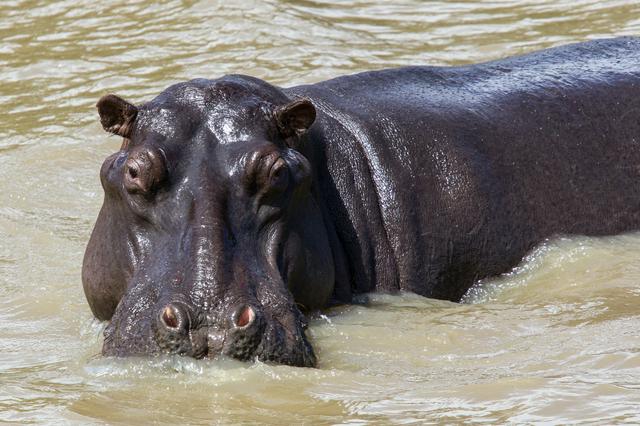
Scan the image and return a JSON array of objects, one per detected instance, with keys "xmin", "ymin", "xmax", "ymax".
[{"xmin": 2, "ymin": 0, "xmax": 640, "ymax": 424}]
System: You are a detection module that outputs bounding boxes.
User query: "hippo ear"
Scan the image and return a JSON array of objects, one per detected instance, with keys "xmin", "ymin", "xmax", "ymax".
[
  {"xmin": 96, "ymin": 94, "xmax": 138, "ymax": 138},
  {"xmin": 275, "ymin": 98, "xmax": 316, "ymax": 142}
]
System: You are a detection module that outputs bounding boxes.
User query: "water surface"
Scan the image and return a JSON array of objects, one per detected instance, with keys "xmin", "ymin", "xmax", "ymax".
[{"xmin": 2, "ymin": 0, "xmax": 640, "ymax": 423}]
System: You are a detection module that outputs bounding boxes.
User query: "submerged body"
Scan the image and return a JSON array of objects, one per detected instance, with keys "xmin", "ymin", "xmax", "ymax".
[{"xmin": 83, "ymin": 37, "xmax": 640, "ymax": 366}]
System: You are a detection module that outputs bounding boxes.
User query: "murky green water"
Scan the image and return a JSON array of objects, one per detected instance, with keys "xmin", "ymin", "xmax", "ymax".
[{"xmin": 2, "ymin": 0, "xmax": 640, "ymax": 423}]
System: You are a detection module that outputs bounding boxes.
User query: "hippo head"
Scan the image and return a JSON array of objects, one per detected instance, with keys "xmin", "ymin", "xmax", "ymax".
[{"xmin": 82, "ymin": 76, "xmax": 336, "ymax": 367}]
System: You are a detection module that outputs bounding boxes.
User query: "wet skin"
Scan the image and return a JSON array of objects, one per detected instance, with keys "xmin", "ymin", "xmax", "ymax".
[{"xmin": 83, "ymin": 37, "xmax": 640, "ymax": 366}]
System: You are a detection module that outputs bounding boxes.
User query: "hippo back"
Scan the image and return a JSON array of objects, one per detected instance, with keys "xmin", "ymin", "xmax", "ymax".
[{"xmin": 287, "ymin": 37, "xmax": 640, "ymax": 300}]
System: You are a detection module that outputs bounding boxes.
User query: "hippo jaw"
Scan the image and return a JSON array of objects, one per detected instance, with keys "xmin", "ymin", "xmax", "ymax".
[{"xmin": 83, "ymin": 76, "xmax": 335, "ymax": 367}]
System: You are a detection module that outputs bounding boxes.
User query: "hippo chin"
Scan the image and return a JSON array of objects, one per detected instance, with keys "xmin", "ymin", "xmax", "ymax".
[{"xmin": 83, "ymin": 37, "xmax": 640, "ymax": 367}]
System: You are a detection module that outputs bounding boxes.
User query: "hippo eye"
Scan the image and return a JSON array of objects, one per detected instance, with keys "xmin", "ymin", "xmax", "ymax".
[
  {"xmin": 123, "ymin": 148, "xmax": 166, "ymax": 194},
  {"xmin": 268, "ymin": 157, "xmax": 289, "ymax": 192},
  {"xmin": 251, "ymin": 151, "xmax": 290, "ymax": 196}
]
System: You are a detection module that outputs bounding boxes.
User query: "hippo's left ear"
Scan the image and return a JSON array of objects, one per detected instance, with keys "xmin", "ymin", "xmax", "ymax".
[
  {"xmin": 275, "ymin": 98, "xmax": 316, "ymax": 143},
  {"xmin": 96, "ymin": 94, "xmax": 138, "ymax": 138}
]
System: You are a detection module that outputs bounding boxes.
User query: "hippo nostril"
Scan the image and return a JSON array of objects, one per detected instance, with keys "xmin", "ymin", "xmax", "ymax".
[
  {"xmin": 234, "ymin": 305, "xmax": 255, "ymax": 329},
  {"xmin": 161, "ymin": 305, "xmax": 180, "ymax": 328}
]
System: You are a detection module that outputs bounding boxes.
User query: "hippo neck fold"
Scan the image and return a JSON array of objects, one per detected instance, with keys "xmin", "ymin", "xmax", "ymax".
[{"xmin": 289, "ymin": 93, "xmax": 403, "ymax": 298}]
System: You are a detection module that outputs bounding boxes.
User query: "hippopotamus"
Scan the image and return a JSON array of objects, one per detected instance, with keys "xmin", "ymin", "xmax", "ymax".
[{"xmin": 83, "ymin": 37, "xmax": 640, "ymax": 367}]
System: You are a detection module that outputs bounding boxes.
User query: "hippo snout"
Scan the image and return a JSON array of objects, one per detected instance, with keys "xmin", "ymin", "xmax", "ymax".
[
  {"xmin": 221, "ymin": 304, "xmax": 266, "ymax": 360},
  {"xmin": 154, "ymin": 302, "xmax": 208, "ymax": 358},
  {"xmin": 153, "ymin": 302, "xmax": 267, "ymax": 361}
]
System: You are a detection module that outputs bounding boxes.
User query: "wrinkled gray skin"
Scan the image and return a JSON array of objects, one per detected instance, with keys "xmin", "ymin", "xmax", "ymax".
[{"xmin": 84, "ymin": 38, "xmax": 640, "ymax": 367}]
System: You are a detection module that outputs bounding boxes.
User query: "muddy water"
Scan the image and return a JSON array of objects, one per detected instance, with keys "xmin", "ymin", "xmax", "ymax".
[{"xmin": 2, "ymin": 0, "xmax": 640, "ymax": 423}]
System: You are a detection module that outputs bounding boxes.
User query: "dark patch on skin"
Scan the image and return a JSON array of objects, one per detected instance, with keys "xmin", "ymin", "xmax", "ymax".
[{"xmin": 84, "ymin": 37, "xmax": 640, "ymax": 366}]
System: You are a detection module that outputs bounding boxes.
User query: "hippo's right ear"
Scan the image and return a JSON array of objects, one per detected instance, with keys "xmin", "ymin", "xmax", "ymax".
[
  {"xmin": 275, "ymin": 98, "xmax": 316, "ymax": 143},
  {"xmin": 96, "ymin": 94, "xmax": 138, "ymax": 138}
]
